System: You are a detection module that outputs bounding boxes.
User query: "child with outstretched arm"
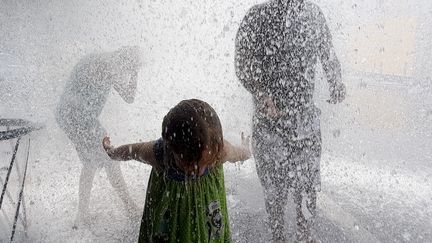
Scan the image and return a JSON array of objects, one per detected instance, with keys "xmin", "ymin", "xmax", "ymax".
[{"xmin": 102, "ymin": 99, "xmax": 250, "ymax": 242}]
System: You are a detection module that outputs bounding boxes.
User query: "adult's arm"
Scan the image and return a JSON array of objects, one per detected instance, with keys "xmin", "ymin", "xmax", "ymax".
[
  {"xmin": 114, "ymin": 73, "xmax": 137, "ymax": 104},
  {"xmin": 316, "ymin": 7, "xmax": 346, "ymax": 103}
]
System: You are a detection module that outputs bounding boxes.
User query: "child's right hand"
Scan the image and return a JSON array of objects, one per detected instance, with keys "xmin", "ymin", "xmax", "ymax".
[{"xmin": 240, "ymin": 132, "xmax": 251, "ymax": 161}]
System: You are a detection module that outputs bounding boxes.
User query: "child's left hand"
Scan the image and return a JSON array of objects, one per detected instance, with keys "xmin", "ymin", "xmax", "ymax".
[{"xmin": 240, "ymin": 132, "xmax": 251, "ymax": 161}]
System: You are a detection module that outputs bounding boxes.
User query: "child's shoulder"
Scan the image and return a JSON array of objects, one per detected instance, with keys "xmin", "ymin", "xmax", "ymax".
[{"xmin": 153, "ymin": 138, "xmax": 165, "ymax": 163}]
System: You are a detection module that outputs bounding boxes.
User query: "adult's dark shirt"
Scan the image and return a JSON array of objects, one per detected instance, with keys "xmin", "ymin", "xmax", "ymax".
[{"xmin": 235, "ymin": 0, "xmax": 343, "ymax": 138}]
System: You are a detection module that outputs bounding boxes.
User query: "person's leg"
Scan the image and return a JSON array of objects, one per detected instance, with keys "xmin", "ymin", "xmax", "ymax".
[
  {"xmin": 294, "ymin": 189, "xmax": 306, "ymax": 241},
  {"xmin": 56, "ymin": 113, "xmax": 98, "ymax": 228},
  {"xmin": 74, "ymin": 163, "xmax": 97, "ymax": 228},
  {"xmin": 105, "ymin": 163, "xmax": 139, "ymax": 218},
  {"xmin": 293, "ymin": 188, "xmax": 317, "ymax": 242},
  {"xmin": 264, "ymin": 184, "xmax": 288, "ymax": 243},
  {"xmin": 84, "ymin": 119, "xmax": 139, "ymax": 219},
  {"xmin": 254, "ymin": 127, "xmax": 288, "ymax": 242},
  {"xmin": 293, "ymin": 135, "xmax": 321, "ymax": 242}
]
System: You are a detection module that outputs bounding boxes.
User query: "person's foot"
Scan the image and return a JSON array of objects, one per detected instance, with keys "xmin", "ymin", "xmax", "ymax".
[
  {"xmin": 299, "ymin": 234, "xmax": 320, "ymax": 243},
  {"xmin": 72, "ymin": 213, "xmax": 95, "ymax": 229},
  {"xmin": 263, "ymin": 215, "xmax": 286, "ymax": 242},
  {"xmin": 124, "ymin": 202, "xmax": 141, "ymax": 220},
  {"xmin": 127, "ymin": 209, "xmax": 142, "ymax": 224},
  {"xmin": 270, "ymin": 224, "xmax": 286, "ymax": 243},
  {"xmin": 295, "ymin": 231, "xmax": 305, "ymax": 242},
  {"xmin": 295, "ymin": 223, "xmax": 319, "ymax": 243},
  {"xmin": 295, "ymin": 216, "xmax": 309, "ymax": 242},
  {"xmin": 272, "ymin": 239, "xmax": 286, "ymax": 243}
]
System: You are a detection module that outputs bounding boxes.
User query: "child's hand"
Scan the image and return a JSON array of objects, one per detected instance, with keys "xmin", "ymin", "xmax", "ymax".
[
  {"xmin": 240, "ymin": 132, "xmax": 251, "ymax": 161},
  {"xmin": 102, "ymin": 136, "xmax": 115, "ymax": 157}
]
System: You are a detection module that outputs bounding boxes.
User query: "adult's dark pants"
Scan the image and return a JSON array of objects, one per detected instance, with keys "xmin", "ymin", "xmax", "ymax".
[{"xmin": 252, "ymin": 116, "xmax": 322, "ymax": 242}]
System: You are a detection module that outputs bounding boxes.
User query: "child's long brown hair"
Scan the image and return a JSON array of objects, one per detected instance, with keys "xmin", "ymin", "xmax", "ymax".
[{"xmin": 162, "ymin": 99, "xmax": 224, "ymax": 171}]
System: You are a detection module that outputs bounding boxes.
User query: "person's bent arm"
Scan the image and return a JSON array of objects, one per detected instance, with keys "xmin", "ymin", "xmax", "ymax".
[
  {"xmin": 317, "ymin": 9, "xmax": 346, "ymax": 104},
  {"xmin": 102, "ymin": 137, "xmax": 157, "ymax": 166},
  {"xmin": 114, "ymin": 73, "xmax": 137, "ymax": 104}
]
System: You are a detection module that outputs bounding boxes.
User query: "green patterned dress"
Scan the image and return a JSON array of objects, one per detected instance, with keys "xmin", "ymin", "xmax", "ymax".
[{"xmin": 138, "ymin": 139, "xmax": 231, "ymax": 243}]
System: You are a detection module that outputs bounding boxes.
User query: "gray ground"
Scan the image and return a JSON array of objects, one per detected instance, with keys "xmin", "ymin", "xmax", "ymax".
[{"xmin": 1, "ymin": 127, "xmax": 431, "ymax": 242}]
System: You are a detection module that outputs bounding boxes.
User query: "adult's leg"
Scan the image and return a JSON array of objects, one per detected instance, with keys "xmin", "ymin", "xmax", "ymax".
[
  {"xmin": 263, "ymin": 183, "xmax": 289, "ymax": 243},
  {"xmin": 293, "ymin": 134, "xmax": 321, "ymax": 242},
  {"xmin": 253, "ymin": 127, "xmax": 289, "ymax": 242},
  {"xmin": 74, "ymin": 163, "xmax": 97, "ymax": 227},
  {"xmin": 56, "ymin": 111, "xmax": 98, "ymax": 228},
  {"xmin": 105, "ymin": 163, "xmax": 139, "ymax": 218},
  {"xmin": 292, "ymin": 187, "xmax": 318, "ymax": 243},
  {"xmin": 294, "ymin": 188, "xmax": 317, "ymax": 242},
  {"xmin": 88, "ymin": 119, "xmax": 139, "ymax": 218}
]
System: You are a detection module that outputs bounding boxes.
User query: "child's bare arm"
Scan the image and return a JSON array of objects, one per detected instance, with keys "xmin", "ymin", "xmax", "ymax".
[
  {"xmin": 221, "ymin": 133, "xmax": 251, "ymax": 163},
  {"xmin": 102, "ymin": 137, "xmax": 157, "ymax": 166}
]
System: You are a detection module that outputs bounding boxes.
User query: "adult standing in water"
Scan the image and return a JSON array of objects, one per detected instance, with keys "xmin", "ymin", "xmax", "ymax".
[
  {"xmin": 235, "ymin": 0, "xmax": 345, "ymax": 242},
  {"xmin": 56, "ymin": 46, "xmax": 142, "ymax": 228}
]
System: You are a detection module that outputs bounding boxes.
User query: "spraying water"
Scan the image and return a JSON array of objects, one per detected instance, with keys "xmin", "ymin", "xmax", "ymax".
[{"xmin": 1, "ymin": 0, "xmax": 431, "ymax": 242}]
